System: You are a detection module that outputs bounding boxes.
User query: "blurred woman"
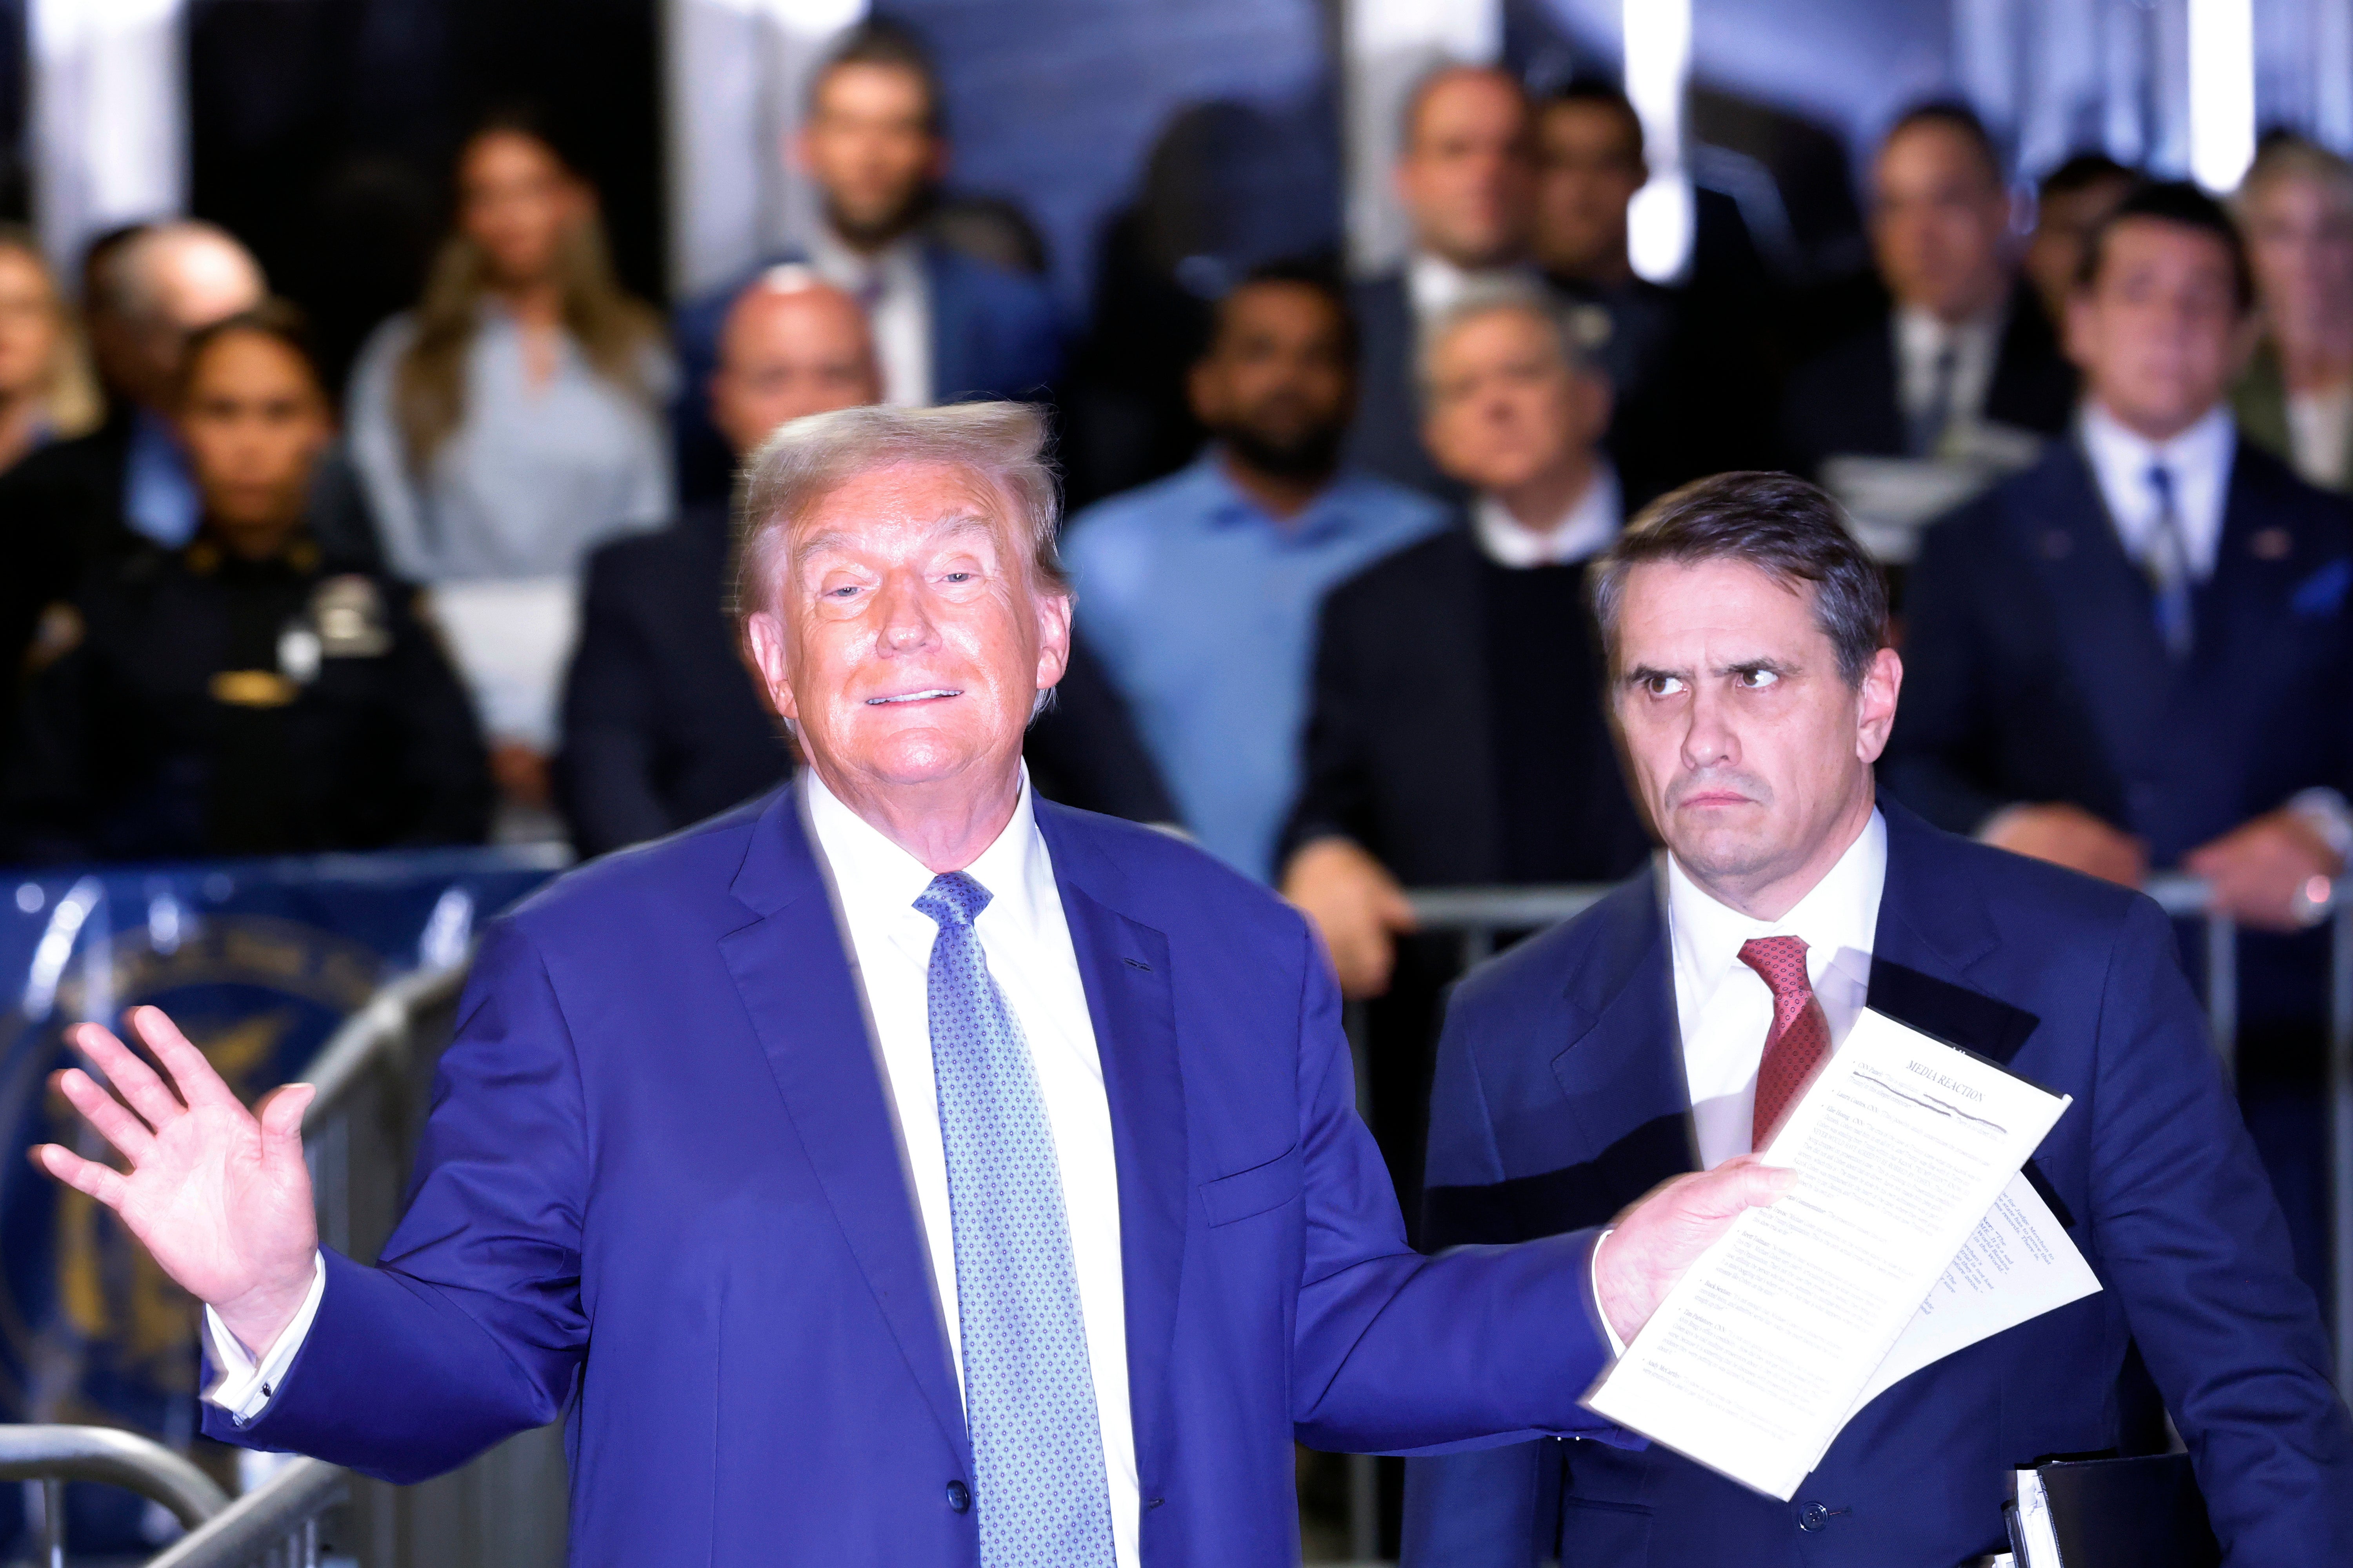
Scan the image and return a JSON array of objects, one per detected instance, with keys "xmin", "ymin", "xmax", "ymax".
[
  {"xmin": 0, "ymin": 226, "xmax": 102, "ymax": 473},
  {"xmin": 346, "ymin": 114, "xmax": 671, "ymax": 826},
  {"xmin": 2233, "ymin": 136, "xmax": 2353, "ymax": 492},
  {"xmin": 7, "ymin": 305, "xmax": 490, "ymax": 862}
]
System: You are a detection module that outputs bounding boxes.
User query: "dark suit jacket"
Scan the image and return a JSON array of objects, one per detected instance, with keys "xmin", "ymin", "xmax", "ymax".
[
  {"xmin": 1883, "ymin": 435, "xmax": 2353, "ymax": 1031},
  {"xmin": 1781, "ymin": 281, "xmax": 2077, "ymax": 476},
  {"xmin": 1340, "ymin": 272, "xmax": 1457, "ymax": 503},
  {"xmin": 1280, "ymin": 526, "xmax": 1649, "ymax": 888},
  {"xmin": 670, "ymin": 242, "xmax": 1067, "ymax": 503},
  {"xmin": 209, "ymin": 789, "xmax": 1632, "ymax": 1564},
  {"xmin": 1405, "ymin": 801, "xmax": 2353, "ymax": 1566},
  {"xmin": 558, "ymin": 502, "xmax": 1177, "ymax": 857}
]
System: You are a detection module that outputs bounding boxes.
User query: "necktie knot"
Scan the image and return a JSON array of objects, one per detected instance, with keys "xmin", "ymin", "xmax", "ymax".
[
  {"xmin": 1736, "ymin": 934, "xmax": 1811, "ymax": 1000},
  {"xmin": 2146, "ymin": 461, "xmax": 2176, "ymax": 506},
  {"xmin": 915, "ymin": 870, "xmax": 992, "ymax": 930}
]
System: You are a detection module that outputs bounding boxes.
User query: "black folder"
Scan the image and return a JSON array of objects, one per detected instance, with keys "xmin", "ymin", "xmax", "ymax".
[{"xmin": 2004, "ymin": 1453, "xmax": 2219, "ymax": 1568}]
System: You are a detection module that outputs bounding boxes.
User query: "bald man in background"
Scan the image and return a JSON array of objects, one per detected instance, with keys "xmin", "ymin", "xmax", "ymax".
[
  {"xmin": 558, "ymin": 270, "xmax": 1172, "ymax": 854},
  {"xmin": 1, "ymin": 222, "xmax": 272, "ymax": 684}
]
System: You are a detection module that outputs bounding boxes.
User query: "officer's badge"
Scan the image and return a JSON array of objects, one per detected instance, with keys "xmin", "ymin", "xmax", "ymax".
[{"xmin": 311, "ymin": 574, "xmax": 391, "ymax": 658}]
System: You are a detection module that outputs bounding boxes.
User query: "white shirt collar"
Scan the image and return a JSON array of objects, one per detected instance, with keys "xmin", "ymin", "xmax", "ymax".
[
  {"xmin": 2077, "ymin": 400, "xmax": 2237, "ymax": 580},
  {"xmin": 1472, "ymin": 461, "xmax": 1622, "ymax": 568},
  {"xmin": 1667, "ymin": 807, "xmax": 1887, "ymax": 1013},
  {"xmin": 807, "ymin": 225, "xmax": 924, "ymax": 293},
  {"xmin": 802, "ymin": 763, "xmax": 1053, "ymax": 947},
  {"xmin": 1405, "ymin": 250, "xmax": 1534, "ymax": 321},
  {"xmin": 1892, "ymin": 301, "xmax": 2003, "ymax": 421}
]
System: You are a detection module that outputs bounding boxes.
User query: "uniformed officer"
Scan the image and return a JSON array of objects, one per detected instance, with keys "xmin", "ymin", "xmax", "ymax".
[{"xmin": 4, "ymin": 304, "xmax": 492, "ymax": 862}]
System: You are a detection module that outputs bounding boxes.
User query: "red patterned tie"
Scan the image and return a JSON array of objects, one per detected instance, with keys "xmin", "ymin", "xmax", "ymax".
[{"xmin": 1738, "ymin": 935, "xmax": 1832, "ymax": 1150}]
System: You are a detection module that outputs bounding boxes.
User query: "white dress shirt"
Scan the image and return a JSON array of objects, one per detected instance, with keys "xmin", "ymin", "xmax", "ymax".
[
  {"xmin": 1894, "ymin": 303, "xmax": 2002, "ymax": 436},
  {"xmin": 808, "ymin": 225, "xmax": 934, "ymax": 408},
  {"xmin": 2286, "ymin": 383, "xmax": 2353, "ymax": 489},
  {"xmin": 206, "ymin": 769, "xmax": 1141, "ymax": 1568},
  {"xmin": 2078, "ymin": 400, "xmax": 2236, "ymax": 582},
  {"xmin": 1406, "ymin": 249, "xmax": 1534, "ymax": 325},
  {"xmin": 1667, "ymin": 809, "xmax": 1887, "ymax": 1171},
  {"xmin": 1471, "ymin": 462, "xmax": 1622, "ymax": 568}
]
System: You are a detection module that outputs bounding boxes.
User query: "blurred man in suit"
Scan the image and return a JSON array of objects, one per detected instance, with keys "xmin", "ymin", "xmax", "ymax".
[
  {"xmin": 1531, "ymin": 79, "xmax": 1757, "ymax": 500},
  {"xmin": 1, "ymin": 223, "xmax": 267, "ymax": 680},
  {"xmin": 1885, "ymin": 181, "xmax": 2353, "ymax": 1306},
  {"xmin": 1408, "ymin": 471, "xmax": 2353, "ymax": 1566},
  {"xmin": 40, "ymin": 399, "xmax": 1792, "ymax": 1566},
  {"xmin": 1343, "ymin": 64, "xmax": 1535, "ymax": 499},
  {"xmin": 1784, "ymin": 103, "xmax": 2076, "ymax": 476},
  {"xmin": 1282, "ymin": 278, "xmax": 1651, "ymax": 1217},
  {"xmin": 564, "ymin": 267, "xmax": 1172, "ymax": 857},
  {"xmin": 1067, "ymin": 262, "xmax": 1445, "ymax": 879},
  {"xmin": 671, "ymin": 19, "xmax": 1064, "ymax": 501},
  {"xmin": 2023, "ymin": 152, "xmax": 2136, "ymax": 331}
]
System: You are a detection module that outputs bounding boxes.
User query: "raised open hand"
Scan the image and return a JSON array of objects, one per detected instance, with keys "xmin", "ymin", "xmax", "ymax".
[{"xmin": 29, "ymin": 1005, "xmax": 319, "ymax": 1359}]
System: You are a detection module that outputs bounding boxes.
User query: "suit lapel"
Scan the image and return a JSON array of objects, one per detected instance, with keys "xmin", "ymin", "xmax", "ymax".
[
  {"xmin": 2015, "ymin": 444, "xmax": 2178, "ymax": 783},
  {"xmin": 1549, "ymin": 872, "xmax": 1697, "ymax": 1196},
  {"xmin": 1035, "ymin": 806, "xmax": 1189, "ymax": 1494},
  {"xmin": 922, "ymin": 245, "xmax": 971, "ymax": 402},
  {"xmin": 1858, "ymin": 319, "xmax": 1908, "ymax": 455},
  {"xmin": 2199, "ymin": 445, "xmax": 2314, "ymax": 674},
  {"xmin": 719, "ymin": 792, "xmax": 971, "ymax": 1462},
  {"xmin": 1867, "ymin": 802, "xmax": 2040, "ymax": 1066}
]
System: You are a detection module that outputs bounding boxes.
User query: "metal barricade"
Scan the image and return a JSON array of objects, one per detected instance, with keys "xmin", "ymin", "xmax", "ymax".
[
  {"xmin": 0, "ymin": 1424, "xmax": 229, "ymax": 1567},
  {"xmin": 143, "ymin": 1458, "xmax": 345, "ymax": 1568}
]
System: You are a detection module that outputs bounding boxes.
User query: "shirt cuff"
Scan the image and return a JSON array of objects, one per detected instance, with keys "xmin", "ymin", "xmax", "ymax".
[
  {"xmin": 2287, "ymin": 787, "xmax": 2353, "ymax": 870},
  {"xmin": 1589, "ymin": 1226, "xmax": 1627, "ymax": 1359},
  {"xmin": 202, "ymin": 1251, "xmax": 326, "ymax": 1426}
]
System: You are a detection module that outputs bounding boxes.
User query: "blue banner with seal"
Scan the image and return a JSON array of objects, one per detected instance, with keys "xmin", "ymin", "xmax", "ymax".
[{"xmin": 0, "ymin": 846, "xmax": 565, "ymax": 1552}]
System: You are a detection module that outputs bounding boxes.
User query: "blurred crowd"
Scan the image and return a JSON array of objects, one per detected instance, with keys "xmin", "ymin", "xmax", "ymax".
[{"xmin": 3, "ymin": 23, "xmax": 2351, "ymax": 1289}]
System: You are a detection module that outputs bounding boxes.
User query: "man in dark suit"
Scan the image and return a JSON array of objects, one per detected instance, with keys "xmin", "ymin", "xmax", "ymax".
[
  {"xmin": 1784, "ymin": 103, "xmax": 2076, "ymax": 476},
  {"xmin": 1343, "ymin": 64, "xmax": 1535, "ymax": 500},
  {"xmin": 38, "ymin": 400, "xmax": 1791, "ymax": 1564},
  {"xmin": 1885, "ymin": 181, "xmax": 2353, "ymax": 1305},
  {"xmin": 1531, "ymin": 79, "xmax": 1763, "ymax": 501},
  {"xmin": 1282, "ymin": 278, "xmax": 1650, "ymax": 1216},
  {"xmin": 669, "ymin": 20, "xmax": 1063, "ymax": 504},
  {"xmin": 564, "ymin": 269, "xmax": 1173, "ymax": 857},
  {"xmin": 1406, "ymin": 470, "xmax": 2353, "ymax": 1566}
]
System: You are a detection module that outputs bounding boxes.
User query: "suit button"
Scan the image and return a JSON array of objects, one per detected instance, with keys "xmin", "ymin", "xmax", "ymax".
[
  {"xmin": 1797, "ymin": 1501, "xmax": 1831, "ymax": 1532},
  {"xmin": 946, "ymin": 1480, "xmax": 971, "ymax": 1514}
]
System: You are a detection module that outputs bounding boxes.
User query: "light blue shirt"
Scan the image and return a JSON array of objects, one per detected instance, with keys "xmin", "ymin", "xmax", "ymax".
[
  {"xmin": 347, "ymin": 306, "xmax": 675, "ymax": 583},
  {"xmin": 124, "ymin": 407, "xmax": 200, "ymax": 548},
  {"xmin": 1064, "ymin": 453, "xmax": 1447, "ymax": 880}
]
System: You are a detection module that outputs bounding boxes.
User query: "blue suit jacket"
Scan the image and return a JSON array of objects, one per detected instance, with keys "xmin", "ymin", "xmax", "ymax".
[
  {"xmin": 1404, "ymin": 802, "xmax": 2353, "ymax": 1567},
  {"xmin": 670, "ymin": 243, "xmax": 1066, "ymax": 503},
  {"xmin": 207, "ymin": 790, "xmax": 1626, "ymax": 1565}
]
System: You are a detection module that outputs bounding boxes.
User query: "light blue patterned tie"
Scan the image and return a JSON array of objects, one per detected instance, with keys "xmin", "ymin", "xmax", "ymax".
[{"xmin": 915, "ymin": 871, "xmax": 1115, "ymax": 1567}]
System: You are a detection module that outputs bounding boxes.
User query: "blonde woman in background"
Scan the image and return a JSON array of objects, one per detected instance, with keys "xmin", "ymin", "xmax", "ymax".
[
  {"xmin": 347, "ymin": 114, "xmax": 673, "ymax": 832},
  {"xmin": 0, "ymin": 227, "xmax": 101, "ymax": 474},
  {"xmin": 2233, "ymin": 135, "xmax": 2353, "ymax": 493}
]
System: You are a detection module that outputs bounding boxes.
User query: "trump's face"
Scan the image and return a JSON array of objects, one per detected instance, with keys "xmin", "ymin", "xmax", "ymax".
[
  {"xmin": 1610, "ymin": 557, "xmax": 1900, "ymax": 916},
  {"xmin": 747, "ymin": 462, "xmax": 1070, "ymax": 805}
]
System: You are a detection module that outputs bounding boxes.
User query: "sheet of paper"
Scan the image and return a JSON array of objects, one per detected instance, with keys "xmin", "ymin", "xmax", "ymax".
[
  {"xmin": 1584, "ymin": 1009, "xmax": 2070, "ymax": 1500},
  {"xmin": 1846, "ymin": 1173, "xmax": 2102, "ymax": 1421}
]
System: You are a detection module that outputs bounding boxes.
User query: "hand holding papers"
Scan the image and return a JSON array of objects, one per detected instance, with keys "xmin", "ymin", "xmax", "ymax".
[{"xmin": 1586, "ymin": 1010, "xmax": 2074, "ymax": 1500}]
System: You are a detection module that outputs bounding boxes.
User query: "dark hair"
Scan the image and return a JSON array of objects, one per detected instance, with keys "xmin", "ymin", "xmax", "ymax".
[
  {"xmin": 1591, "ymin": 472, "xmax": 1890, "ymax": 687},
  {"xmin": 2039, "ymin": 151, "xmax": 2134, "ymax": 202},
  {"xmin": 1540, "ymin": 77, "xmax": 1646, "ymax": 165},
  {"xmin": 1882, "ymin": 99, "xmax": 2005, "ymax": 188},
  {"xmin": 2077, "ymin": 179, "xmax": 2255, "ymax": 313},
  {"xmin": 177, "ymin": 299, "xmax": 323, "ymax": 402},
  {"xmin": 812, "ymin": 18, "xmax": 945, "ymax": 137},
  {"xmin": 1204, "ymin": 257, "xmax": 1358, "ymax": 367},
  {"xmin": 1398, "ymin": 62, "xmax": 1526, "ymax": 154}
]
